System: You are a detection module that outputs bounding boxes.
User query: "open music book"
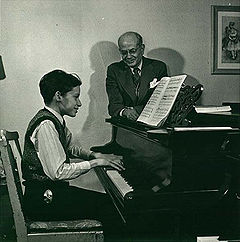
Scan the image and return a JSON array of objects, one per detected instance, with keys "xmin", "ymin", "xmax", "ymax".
[{"xmin": 137, "ymin": 74, "xmax": 187, "ymax": 127}]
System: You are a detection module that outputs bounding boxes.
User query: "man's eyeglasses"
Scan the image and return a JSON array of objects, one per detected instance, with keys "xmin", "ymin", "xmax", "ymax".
[{"xmin": 119, "ymin": 45, "xmax": 142, "ymax": 56}]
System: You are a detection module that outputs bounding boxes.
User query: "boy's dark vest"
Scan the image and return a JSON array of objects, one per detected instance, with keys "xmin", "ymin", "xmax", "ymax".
[{"xmin": 21, "ymin": 108, "xmax": 70, "ymax": 185}]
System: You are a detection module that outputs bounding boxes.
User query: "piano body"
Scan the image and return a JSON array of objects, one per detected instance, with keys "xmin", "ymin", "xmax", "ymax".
[
  {"xmin": 91, "ymin": 80, "xmax": 240, "ymax": 240},
  {"xmin": 91, "ymin": 110, "xmax": 240, "ymax": 240},
  {"xmin": 92, "ymin": 113, "xmax": 239, "ymax": 240}
]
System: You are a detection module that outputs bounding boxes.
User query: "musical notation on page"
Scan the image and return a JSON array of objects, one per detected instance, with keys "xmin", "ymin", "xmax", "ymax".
[{"xmin": 137, "ymin": 75, "xmax": 187, "ymax": 127}]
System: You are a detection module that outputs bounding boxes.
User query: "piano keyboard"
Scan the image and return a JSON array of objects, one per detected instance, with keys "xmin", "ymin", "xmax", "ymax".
[{"xmin": 106, "ymin": 169, "xmax": 133, "ymax": 197}]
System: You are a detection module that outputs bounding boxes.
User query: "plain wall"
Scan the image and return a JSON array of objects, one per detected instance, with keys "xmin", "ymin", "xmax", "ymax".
[{"xmin": 0, "ymin": 0, "xmax": 240, "ymax": 150}]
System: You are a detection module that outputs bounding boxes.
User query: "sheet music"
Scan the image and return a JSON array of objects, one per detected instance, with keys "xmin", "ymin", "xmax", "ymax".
[
  {"xmin": 137, "ymin": 77, "xmax": 169, "ymax": 125},
  {"xmin": 137, "ymin": 75, "xmax": 187, "ymax": 127}
]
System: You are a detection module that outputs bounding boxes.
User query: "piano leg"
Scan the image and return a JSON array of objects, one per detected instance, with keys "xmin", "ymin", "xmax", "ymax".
[{"xmin": 125, "ymin": 209, "xmax": 186, "ymax": 241}]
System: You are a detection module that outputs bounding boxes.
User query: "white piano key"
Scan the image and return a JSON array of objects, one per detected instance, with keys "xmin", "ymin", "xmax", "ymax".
[{"xmin": 106, "ymin": 169, "xmax": 133, "ymax": 197}]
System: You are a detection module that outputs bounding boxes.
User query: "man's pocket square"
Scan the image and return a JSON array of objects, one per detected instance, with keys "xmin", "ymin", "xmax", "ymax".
[{"xmin": 150, "ymin": 78, "xmax": 160, "ymax": 89}]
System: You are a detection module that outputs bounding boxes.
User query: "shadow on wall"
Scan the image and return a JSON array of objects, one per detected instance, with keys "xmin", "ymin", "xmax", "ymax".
[
  {"xmin": 147, "ymin": 48, "xmax": 202, "ymax": 104},
  {"xmin": 80, "ymin": 41, "xmax": 121, "ymax": 146},
  {"xmin": 147, "ymin": 48, "xmax": 185, "ymax": 76}
]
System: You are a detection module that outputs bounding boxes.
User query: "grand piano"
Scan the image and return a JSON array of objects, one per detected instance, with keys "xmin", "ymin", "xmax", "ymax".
[{"xmin": 91, "ymin": 96, "xmax": 240, "ymax": 241}]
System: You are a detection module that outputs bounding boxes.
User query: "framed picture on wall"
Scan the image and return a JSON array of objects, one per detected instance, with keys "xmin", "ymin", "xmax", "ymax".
[{"xmin": 212, "ymin": 5, "xmax": 240, "ymax": 74}]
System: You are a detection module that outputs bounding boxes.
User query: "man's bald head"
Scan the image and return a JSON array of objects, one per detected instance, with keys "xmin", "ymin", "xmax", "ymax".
[
  {"xmin": 118, "ymin": 32, "xmax": 143, "ymax": 47},
  {"xmin": 118, "ymin": 32, "xmax": 145, "ymax": 68}
]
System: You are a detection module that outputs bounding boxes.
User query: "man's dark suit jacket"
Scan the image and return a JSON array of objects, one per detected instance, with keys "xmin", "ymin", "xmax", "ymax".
[{"xmin": 106, "ymin": 56, "xmax": 168, "ymax": 117}]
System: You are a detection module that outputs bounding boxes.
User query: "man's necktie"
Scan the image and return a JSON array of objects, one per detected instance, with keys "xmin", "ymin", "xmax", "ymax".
[{"xmin": 133, "ymin": 68, "xmax": 141, "ymax": 86}]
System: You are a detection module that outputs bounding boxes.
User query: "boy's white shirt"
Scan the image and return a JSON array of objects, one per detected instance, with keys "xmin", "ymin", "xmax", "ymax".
[{"xmin": 30, "ymin": 106, "xmax": 91, "ymax": 181}]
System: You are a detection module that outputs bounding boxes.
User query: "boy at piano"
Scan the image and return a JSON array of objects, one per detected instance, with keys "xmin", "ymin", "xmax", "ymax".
[{"xmin": 21, "ymin": 69, "xmax": 125, "ymax": 238}]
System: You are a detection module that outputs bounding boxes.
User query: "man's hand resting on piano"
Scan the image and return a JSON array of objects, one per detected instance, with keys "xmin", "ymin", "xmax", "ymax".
[
  {"xmin": 122, "ymin": 107, "xmax": 139, "ymax": 121},
  {"xmin": 89, "ymin": 152, "xmax": 125, "ymax": 171}
]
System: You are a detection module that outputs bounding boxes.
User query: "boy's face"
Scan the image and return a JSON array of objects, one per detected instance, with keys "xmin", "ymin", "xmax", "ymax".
[{"xmin": 59, "ymin": 85, "xmax": 82, "ymax": 117}]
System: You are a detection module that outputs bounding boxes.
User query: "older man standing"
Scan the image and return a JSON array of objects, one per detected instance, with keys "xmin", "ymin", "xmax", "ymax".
[{"xmin": 106, "ymin": 31, "xmax": 168, "ymax": 120}]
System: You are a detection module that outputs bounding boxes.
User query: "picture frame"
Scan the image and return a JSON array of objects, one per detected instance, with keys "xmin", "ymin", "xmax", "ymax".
[{"xmin": 212, "ymin": 5, "xmax": 240, "ymax": 74}]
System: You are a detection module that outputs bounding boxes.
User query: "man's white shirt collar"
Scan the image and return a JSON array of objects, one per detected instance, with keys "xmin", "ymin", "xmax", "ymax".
[{"xmin": 45, "ymin": 106, "xmax": 64, "ymax": 125}]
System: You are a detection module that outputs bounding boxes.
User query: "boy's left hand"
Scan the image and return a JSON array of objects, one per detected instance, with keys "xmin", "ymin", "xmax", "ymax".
[{"xmin": 93, "ymin": 152, "xmax": 123, "ymax": 161}]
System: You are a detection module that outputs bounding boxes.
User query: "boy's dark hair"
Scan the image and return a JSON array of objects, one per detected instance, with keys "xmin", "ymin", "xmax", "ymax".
[{"xmin": 39, "ymin": 69, "xmax": 82, "ymax": 104}]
